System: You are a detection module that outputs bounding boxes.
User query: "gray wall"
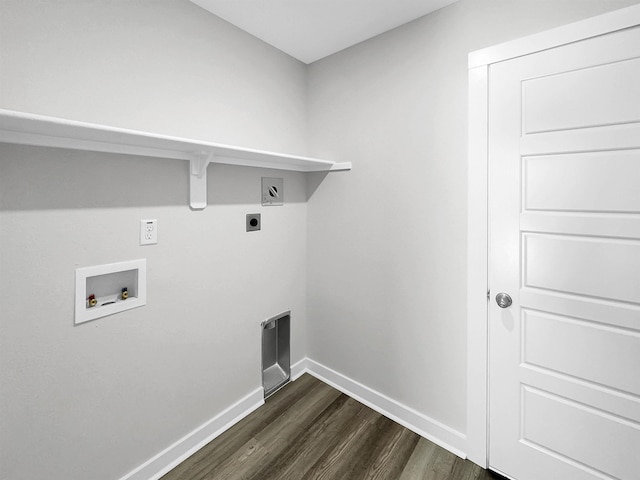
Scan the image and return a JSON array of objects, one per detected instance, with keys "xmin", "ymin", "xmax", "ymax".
[
  {"xmin": 306, "ymin": 0, "xmax": 639, "ymax": 436},
  {"xmin": 0, "ymin": 1, "xmax": 309, "ymax": 479},
  {"xmin": 2, "ymin": 1, "xmax": 639, "ymax": 479}
]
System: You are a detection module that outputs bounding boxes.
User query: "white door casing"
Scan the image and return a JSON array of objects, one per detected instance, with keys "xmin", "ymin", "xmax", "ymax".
[{"xmin": 467, "ymin": 4, "xmax": 640, "ymax": 478}]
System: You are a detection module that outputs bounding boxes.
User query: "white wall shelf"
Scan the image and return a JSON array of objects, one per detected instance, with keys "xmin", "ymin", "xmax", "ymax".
[{"xmin": 0, "ymin": 109, "xmax": 351, "ymax": 209}]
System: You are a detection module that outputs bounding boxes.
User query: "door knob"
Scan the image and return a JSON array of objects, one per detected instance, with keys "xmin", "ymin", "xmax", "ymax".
[{"xmin": 496, "ymin": 292, "xmax": 512, "ymax": 308}]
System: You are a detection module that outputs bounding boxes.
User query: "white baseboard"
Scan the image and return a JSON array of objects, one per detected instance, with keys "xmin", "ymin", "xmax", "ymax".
[
  {"xmin": 304, "ymin": 358, "xmax": 467, "ymax": 458},
  {"xmin": 290, "ymin": 357, "xmax": 309, "ymax": 381},
  {"xmin": 119, "ymin": 387, "xmax": 264, "ymax": 480},
  {"xmin": 120, "ymin": 357, "xmax": 467, "ymax": 480}
]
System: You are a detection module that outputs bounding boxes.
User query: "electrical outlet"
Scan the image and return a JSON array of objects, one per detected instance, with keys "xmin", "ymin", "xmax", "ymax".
[
  {"xmin": 140, "ymin": 219, "xmax": 158, "ymax": 245},
  {"xmin": 246, "ymin": 213, "xmax": 261, "ymax": 232}
]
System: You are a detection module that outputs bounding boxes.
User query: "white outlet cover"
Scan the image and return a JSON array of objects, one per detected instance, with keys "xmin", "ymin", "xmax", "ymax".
[{"xmin": 140, "ymin": 219, "xmax": 158, "ymax": 245}]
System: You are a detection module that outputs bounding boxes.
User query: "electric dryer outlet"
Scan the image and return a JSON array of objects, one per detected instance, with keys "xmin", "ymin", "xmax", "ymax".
[{"xmin": 246, "ymin": 214, "xmax": 261, "ymax": 232}]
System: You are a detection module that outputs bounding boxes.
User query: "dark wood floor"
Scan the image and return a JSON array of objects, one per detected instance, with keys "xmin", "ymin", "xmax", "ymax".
[{"xmin": 162, "ymin": 374, "xmax": 502, "ymax": 480}]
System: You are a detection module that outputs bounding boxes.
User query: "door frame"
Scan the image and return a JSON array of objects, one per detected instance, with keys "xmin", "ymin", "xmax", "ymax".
[{"xmin": 466, "ymin": 3, "xmax": 640, "ymax": 468}]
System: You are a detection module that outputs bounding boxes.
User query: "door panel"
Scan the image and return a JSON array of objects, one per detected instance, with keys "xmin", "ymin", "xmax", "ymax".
[
  {"xmin": 520, "ymin": 289, "xmax": 640, "ymax": 331},
  {"xmin": 522, "ymin": 387, "xmax": 639, "ymax": 480},
  {"xmin": 520, "ymin": 212, "xmax": 640, "ymax": 240},
  {"xmin": 521, "ymin": 123, "xmax": 640, "ymax": 156},
  {"xmin": 523, "ymin": 233, "xmax": 640, "ymax": 303},
  {"xmin": 523, "ymin": 309, "xmax": 640, "ymax": 394},
  {"xmin": 489, "ymin": 23, "xmax": 640, "ymax": 480},
  {"xmin": 523, "ymin": 57, "xmax": 640, "ymax": 134},
  {"xmin": 523, "ymin": 151, "xmax": 640, "ymax": 213}
]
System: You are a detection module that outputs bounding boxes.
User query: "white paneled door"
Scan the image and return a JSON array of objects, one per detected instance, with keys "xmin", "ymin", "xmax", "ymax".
[{"xmin": 488, "ymin": 24, "xmax": 640, "ymax": 480}]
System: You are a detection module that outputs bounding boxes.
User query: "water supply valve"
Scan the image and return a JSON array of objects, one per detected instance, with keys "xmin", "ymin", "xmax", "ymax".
[{"xmin": 88, "ymin": 294, "xmax": 97, "ymax": 308}]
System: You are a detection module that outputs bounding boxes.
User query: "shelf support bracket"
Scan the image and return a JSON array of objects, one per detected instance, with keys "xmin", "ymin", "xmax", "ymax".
[{"xmin": 189, "ymin": 151, "xmax": 213, "ymax": 210}]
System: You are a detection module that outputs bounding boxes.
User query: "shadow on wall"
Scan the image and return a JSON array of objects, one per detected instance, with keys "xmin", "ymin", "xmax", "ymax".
[
  {"xmin": 0, "ymin": 143, "xmax": 313, "ymax": 211},
  {"xmin": 307, "ymin": 170, "xmax": 329, "ymax": 199}
]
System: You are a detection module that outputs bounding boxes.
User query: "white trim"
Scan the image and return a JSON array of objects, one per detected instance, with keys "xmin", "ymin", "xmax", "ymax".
[
  {"xmin": 304, "ymin": 358, "xmax": 467, "ymax": 458},
  {"xmin": 290, "ymin": 357, "xmax": 309, "ymax": 381},
  {"xmin": 466, "ymin": 2, "xmax": 640, "ymax": 471},
  {"xmin": 466, "ymin": 64, "xmax": 489, "ymax": 468},
  {"xmin": 468, "ymin": 3, "xmax": 640, "ymax": 68},
  {"xmin": 119, "ymin": 387, "xmax": 264, "ymax": 480}
]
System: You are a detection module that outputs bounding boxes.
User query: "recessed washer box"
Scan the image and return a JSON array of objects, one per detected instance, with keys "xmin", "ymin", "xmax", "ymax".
[{"xmin": 75, "ymin": 259, "xmax": 147, "ymax": 324}]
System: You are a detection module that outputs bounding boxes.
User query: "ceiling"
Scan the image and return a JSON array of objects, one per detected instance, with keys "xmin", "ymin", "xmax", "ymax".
[{"xmin": 189, "ymin": 0, "xmax": 459, "ymax": 64}]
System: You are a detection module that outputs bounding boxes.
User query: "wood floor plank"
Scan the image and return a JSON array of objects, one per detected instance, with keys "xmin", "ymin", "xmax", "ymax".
[
  {"xmin": 422, "ymin": 448, "xmax": 457, "ymax": 480},
  {"xmin": 398, "ymin": 438, "xmax": 439, "ymax": 480},
  {"xmin": 448, "ymin": 456, "xmax": 483, "ymax": 480},
  {"xmin": 161, "ymin": 374, "xmax": 323, "ymax": 480},
  {"xmin": 161, "ymin": 374, "xmax": 497, "ymax": 480},
  {"xmin": 202, "ymin": 381, "xmax": 342, "ymax": 480},
  {"xmin": 359, "ymin": 421, "xmax": 420, "ymax": 479},
  {"xmin": 245, "ymin": 395, "xmax": 364, "ymax": 480},
  {"xmin": 335, "ymin": 415, "xmax": 399, "ymax": 479},
  {"xmin": 301, "ymin": 406, "xmax": 383, "ymax": 479}
]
